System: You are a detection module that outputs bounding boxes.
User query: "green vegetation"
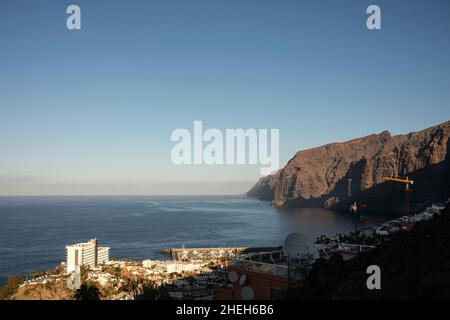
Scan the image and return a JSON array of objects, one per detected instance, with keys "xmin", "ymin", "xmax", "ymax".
[
  {"xmin": 73, "ymin": 283, "xmax": 101, "ymax": 300},
  {"xmin": 135, "ymin": 281, "xmax": 159, "ymax": 300},
  {"xmin": 122, "ymin": 278, "xmax": 154, "ymax": 300},
  {"xmin": 0, "ymin": 275, "xmax": 22, "ymax": 300},
  {"xmin": 79, "ymin": 265, "xmax": 91, "ymax": 282}
]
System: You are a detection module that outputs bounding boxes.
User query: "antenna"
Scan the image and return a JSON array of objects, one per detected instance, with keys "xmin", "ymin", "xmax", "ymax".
[
  {"xmin": 239, "ymin": 274, "xmax": 247, "ymax": 285},
  {"xmin": 228, "ymin": 271, "xmax": 238, "ymax": 283},
  {"xmin": 283, "ymin": 233, "xmax": 309, "ymax": 258}
]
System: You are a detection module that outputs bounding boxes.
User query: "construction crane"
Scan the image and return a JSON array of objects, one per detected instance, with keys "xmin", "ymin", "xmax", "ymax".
[
  {"xmin": 384, "ymin": 176, "xmax": 414, "ymax": 215},
  {"xmin": 384, "ymin": 177, "xmax": 414, "ymax": 189}
]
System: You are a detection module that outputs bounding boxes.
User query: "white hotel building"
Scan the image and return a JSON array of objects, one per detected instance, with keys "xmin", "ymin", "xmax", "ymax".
[
  {"xmin": 66, "ymin": 239, "xmax": 110, "ymax": 273},
  {"xmin": 142, "ymin": 259, "xmax": 202, "ymax": 274}
]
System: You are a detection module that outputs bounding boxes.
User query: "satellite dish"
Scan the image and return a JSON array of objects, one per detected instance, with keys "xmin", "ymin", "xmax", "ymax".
[
  {"xmin": 239, "ymin": 274, "xmax": 247, "ymax": 285},
  {"xmin": 241, "ymin": 286, "xmax": 255, "ymax": 300},
  {"xmin": 283, "ymin": 233, "xmax": 309, "ymax": 257},
  {"xmin": 228, "ymin": 271, "xmax": 238, "ymax": 283}
]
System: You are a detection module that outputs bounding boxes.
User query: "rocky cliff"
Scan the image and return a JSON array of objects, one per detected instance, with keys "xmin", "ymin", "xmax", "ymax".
[{"xmin": 247, "ymin": 121, "xmax": 450, "ymax": 213}]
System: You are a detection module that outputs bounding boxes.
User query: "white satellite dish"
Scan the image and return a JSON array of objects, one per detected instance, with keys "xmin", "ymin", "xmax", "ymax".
[
  {"xmin": 283, "ymin": 233, "xmax": 309, "ymax": 257},
  {"xmin": 241, "ymin": 286, "xmax": 255, "ymax": 300},
  {"xmin": 228, "ymin": 271, "xmax": 238, "ymax": 283},
  {"xmin": 239, "ymin": 274, "xmax": 247, "ymax": 285}
]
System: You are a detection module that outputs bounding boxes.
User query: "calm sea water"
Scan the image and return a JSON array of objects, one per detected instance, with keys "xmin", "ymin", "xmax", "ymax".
[{"xmin": 0, "ymin": 196, "xmax": 395, "ymax": 284}]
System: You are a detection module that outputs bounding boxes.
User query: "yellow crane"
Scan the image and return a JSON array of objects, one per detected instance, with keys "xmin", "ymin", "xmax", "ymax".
[
  {"xmin": 384, "ymin": 176, "xmax": 414, "ymax": 214},
  {"xmin": 384, "ymin": 177, "xmax": 414, "ymax": 189}
]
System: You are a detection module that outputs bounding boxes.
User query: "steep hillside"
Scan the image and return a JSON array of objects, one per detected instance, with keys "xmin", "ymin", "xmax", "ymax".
[
  {"xmin": 248, "ymin": 121, "xmax": 450, "ymax": 213},
  {"xmin": 287, "ymin": 204, "xmax": 450, "ymax": 299}
]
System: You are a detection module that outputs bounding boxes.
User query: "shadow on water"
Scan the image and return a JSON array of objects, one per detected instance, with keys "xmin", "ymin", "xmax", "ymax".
[{"xmin": 274, "ymin": 206, "xmax": 401, "ymax": 243}]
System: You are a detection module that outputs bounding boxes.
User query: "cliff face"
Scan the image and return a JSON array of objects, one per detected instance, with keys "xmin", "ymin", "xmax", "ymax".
[{"xmin": 247, "ymin": 121, "xmax": 450, "ymax": 212}]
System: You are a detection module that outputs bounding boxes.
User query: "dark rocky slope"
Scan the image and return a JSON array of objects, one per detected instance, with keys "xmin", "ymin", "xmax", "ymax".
[
  {"xmin": 287, "ymin": 204, "xmax": 450, "ymax": 300},
  {"xmin": 247, "ymin": 121, "xmax": 450, "ymax": 213}
]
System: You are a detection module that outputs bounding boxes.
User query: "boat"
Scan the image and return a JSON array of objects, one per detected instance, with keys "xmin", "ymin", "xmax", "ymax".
[{"xmin": 349, "ymin": 202, "xmax": 368, "ymax": 214}]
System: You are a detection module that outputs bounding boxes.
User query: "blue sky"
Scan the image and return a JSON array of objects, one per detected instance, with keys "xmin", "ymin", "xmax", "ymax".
[{"xmin": 1, "ymin": 0, "xmax": 450, "ymax": 195}]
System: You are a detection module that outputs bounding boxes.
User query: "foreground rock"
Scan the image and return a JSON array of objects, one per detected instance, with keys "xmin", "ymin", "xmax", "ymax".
[{"xmin": 248, "ymin": 120, "xmax": 450, "ymax": 213}]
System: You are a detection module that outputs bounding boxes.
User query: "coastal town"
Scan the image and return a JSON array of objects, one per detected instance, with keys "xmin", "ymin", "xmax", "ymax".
[
  {"xmin": 1, "ymin": 201, "xmax": 447, "ymax": 300},
  {"xmin": 10, "ymin": 243, "xmax": 238, "ymax": 300}
]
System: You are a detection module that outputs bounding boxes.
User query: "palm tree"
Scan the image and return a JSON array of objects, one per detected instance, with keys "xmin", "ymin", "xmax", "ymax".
[{"xmin": 73, "ymin": 283, "xmax": 100, "ymax": 300}]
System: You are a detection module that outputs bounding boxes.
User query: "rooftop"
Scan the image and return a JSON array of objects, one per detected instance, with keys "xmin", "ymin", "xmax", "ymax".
[{"xmin": 66, "ymin": 239, "xmax": 97, "ymax": 249}]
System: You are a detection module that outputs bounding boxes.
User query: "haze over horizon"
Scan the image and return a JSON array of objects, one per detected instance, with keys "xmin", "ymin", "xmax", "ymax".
[{"xmin": 1, "ymin": 0, "xmax": 450, "ymax": 195}]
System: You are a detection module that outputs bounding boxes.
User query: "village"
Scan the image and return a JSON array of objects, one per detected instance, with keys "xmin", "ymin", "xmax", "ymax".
[{"xmin": 13, "ymin": 245, "xmax": 241, "ymax": 300}]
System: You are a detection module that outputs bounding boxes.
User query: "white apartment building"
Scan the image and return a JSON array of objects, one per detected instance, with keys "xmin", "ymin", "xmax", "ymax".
[
  {"xmin": 142, "ymin": 259, "xmax": 154, "ymax": 268},
  {"xmin": 66, "ymin": 239, "xmax": 110, "ymax": 273},
  {"xmin": 166, "ymin": 261, "xmax": 200, "ymax": 274},
  {"xmin": 97, "ymin": 246, "xmax": 110, "ymax": 265},
  {"xmin": 142, "ymin": 259, "xmax": 202, "ymax": 274}
]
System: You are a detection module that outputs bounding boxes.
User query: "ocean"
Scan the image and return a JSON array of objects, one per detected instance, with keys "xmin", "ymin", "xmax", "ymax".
[{"xmin": 0, "ymin": 195, "xmax": 394, "ymax": 284}]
